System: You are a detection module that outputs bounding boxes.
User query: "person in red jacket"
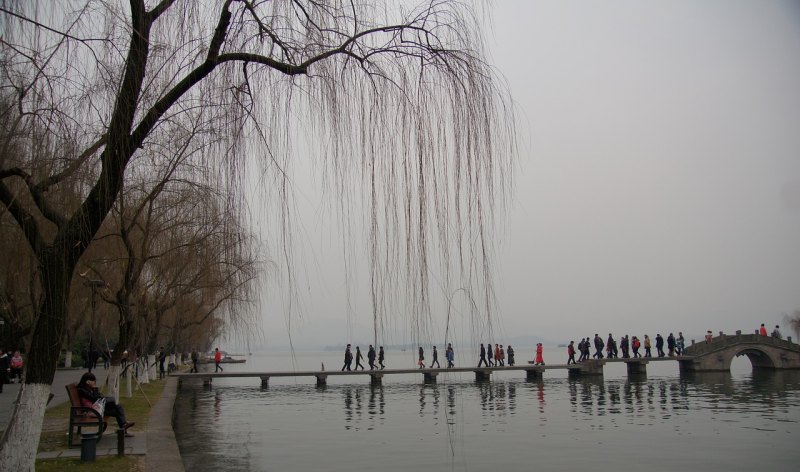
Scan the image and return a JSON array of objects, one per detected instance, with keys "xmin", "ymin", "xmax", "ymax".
[
  {"xmin": 214, "ymin": 347, "xmax": 224, "ymax": 372},
  {"xmin": 759, "ymin": 323, "xmax": 768, "ymax": 336},
  {"xmin": 535, "ymin": 343, "xmax": 545, "ymax": 366},
  {"xmin": 567, "ymin": 341, "xmax": 576, "ymax": 365}
]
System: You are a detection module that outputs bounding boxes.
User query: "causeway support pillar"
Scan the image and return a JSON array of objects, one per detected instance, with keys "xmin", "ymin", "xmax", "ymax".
[
  {"xmin": 474, "ymin": 370, "xmax": 492, "ymax": 382},
  {"xmin": 202, "ymin": 376, "xmax": 212, "ymax": 387},
  {"xmin": 369, "ymin": 373, "xmax": 383, "ymax": 385},
  {"xmin": 315, "ymin": 375, "xmax": 327, "ymax": 387},
  {"xmin": 423, "ymin": 372, "xmax": 438, "ymax": 384},
  {"xmin": 260, "ymin": 376, "xmax": 270, "ymax": 388},
  {"xmin": 570, "ymin": 360, "xmax": 604, "ymax": 377},
  {"xmin": 525, "ymin": 368, "xmax": 543, "ymax": 381},
  {"xmin": 626, "ymin": 360, "xmax": 648, "ymax": 376}
]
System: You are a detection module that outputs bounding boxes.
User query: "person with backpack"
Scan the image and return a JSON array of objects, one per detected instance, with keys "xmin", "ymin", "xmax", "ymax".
[{"xmin": 446, "ymin": 343, "xmax": 455, "ymax": 368}]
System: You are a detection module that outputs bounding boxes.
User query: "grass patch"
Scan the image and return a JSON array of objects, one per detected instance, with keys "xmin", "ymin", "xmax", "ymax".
[{"xmin": 35, "ymin": 456, "xmax": 144, "ymax": 472}]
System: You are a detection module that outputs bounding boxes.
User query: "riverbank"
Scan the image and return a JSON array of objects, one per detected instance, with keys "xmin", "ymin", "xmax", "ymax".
[{"xmin": 0, "ymin": 368, "xmax": 184, "ymax": 471}]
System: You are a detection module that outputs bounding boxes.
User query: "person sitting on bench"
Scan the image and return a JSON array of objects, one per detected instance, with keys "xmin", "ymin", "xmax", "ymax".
[{"xmin": 77, "ymin": 372, "xmax": 136, "ymax": 437}]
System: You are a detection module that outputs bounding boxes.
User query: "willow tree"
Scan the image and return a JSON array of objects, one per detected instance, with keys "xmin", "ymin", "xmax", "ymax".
[{"xmin": 0, "ymin": 0, "xmax": 513, "ymax": 468}]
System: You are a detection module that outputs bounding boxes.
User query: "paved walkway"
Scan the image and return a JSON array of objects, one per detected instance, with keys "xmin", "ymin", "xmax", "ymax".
[{"xmin": 0, "ymin": 368, "xmax": 184, "ymax": 471}]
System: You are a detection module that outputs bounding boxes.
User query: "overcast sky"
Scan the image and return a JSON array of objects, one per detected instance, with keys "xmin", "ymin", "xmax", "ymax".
[{"xmin": 246, "ymin": 0, "xmax": 800, "ymax": 350}]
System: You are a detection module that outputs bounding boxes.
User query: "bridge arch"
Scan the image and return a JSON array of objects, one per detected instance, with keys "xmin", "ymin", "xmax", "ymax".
[
  {"xmin": 681, "ymin": 333, "xmax": 800, "ymax": 372},
  {"xmin": 731, "ymin": 347, "xmax": 779, "ymax": 370}
]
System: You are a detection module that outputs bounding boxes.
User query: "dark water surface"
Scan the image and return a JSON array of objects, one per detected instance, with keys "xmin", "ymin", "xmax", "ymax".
[{"xmin": 174, "ymin": 352, "xmax": 800, "ymax": 471}]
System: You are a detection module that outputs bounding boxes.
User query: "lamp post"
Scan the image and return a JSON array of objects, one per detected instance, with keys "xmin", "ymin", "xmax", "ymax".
[{"xmin": 85, "ymin": 279, "xmax": 105, "ymax": 373}]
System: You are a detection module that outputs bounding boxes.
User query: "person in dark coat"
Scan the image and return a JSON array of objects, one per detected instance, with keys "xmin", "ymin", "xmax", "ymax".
[
  {"xmin": 367, "ymin": 345, "xmax": 377, "ymax": 370},
  {"xmin": 355, "ymin": 346, "xmax": 365, "ymax": 370},
  {"xmin": 620, "ymin": 335, "xmax": 630, "ymax": 358},
  {"xmin": 0, "ymin": 349, "xmax": 9, "ymax": 393},
  {"xmin": 77, "ymin": 372, "xmax": 135, "ymax": 436},
  {"xmin": 478, "ymin": 344, "xmax": 488, "ymax": 367},
  {"xmin": 656, "ymin": 334, "xmax": 665, "ymax": 357},
  {"xmin": 158, "ymin": 347, "xmax": 167, "ymax": 379},
  {"xmin": 378, "ymin": 346, "xmax": 386, "ymax": 370},
  {"xmin": 430, "ymin": 346, "xmax": 441, "ymax": 368},
  {"xmin": 593, "ymin": 334, "xmax": 604, "ymax": 359},
  {"xmin": 341, "ymin": 344, "xmax": 353, "ymax": 371},
  {"xmin": 667, "ymin": 333, "xmax": 676, "ymax": 356}
]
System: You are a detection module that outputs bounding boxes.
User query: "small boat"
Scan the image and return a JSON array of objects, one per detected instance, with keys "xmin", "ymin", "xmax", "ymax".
[{"xmin": 203, "ymin": 355, "xmax": 246, "ymax": 364}]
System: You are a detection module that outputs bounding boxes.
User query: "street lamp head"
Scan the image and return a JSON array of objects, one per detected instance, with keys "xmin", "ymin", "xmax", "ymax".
[{"xmin": 86, "ymin": 279, "xmax": 106, "ymax": 288}]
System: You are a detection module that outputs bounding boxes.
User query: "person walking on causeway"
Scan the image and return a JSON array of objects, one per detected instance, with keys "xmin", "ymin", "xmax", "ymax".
[
  {"xmin": 535, "ymin": 343, "xmax": 545, "ymax": 365},
  {"xmin": 190, "ymin": 349, "xmax": 199, "ymax": 373},
  {"xmin": 418, "ymin": 346, "xmax": 425, "ymax": 369},
  {"xmin": 430, "ymin": 346, "xmax": 441, "ymax": 368},
  {"xmin": 507, "ymin": 345, "xmax": 515, "ymax": 366},
  {"xmin": 487, "ymin": 343, "xmax": 494, "ymax": 367},
  {"xmin": 446, "ymin": 343, "xmax": 455, "ymax": 368},
  {"xmin": 593, "ymin": 334, "xmax": 604, "ymax": 359},
  {"xmin": 77, "ymin": 372, "xmax": 136, "ymax": 437},
  {"xmin": 214, "ymin": 347, "xmax": 224, "ymax": 372},
  {"xmin": 341, "ymin": 344, "xmax": 353, "ymax": 371},
  {"xmin": 656, "ymin": 334, "xmax": 665, "ymax": 357},
  {"xmin": 567, "ymin": 341, "xmax": 576, "ymax": 365},
  {"xmin": 644, "ymin": 335, "xmax": 652, "ymax": 357},
  {"xmin": 378, "ymin": 346, "xmax": 386, "ymax": 370},
  {"xmin": 620, "ymin": 335, "xmax": 630, "ymax": 358},
  {"xmin": 368, "ymin": 345, "xmax": 377, "ymax": 370},
  {"xmin": 478, "ymin": 344, "xmax": 488, "ymax": 367},
  {"xmin": 355, "ymin": 346, "xmax": 365, "ymax": 370}
]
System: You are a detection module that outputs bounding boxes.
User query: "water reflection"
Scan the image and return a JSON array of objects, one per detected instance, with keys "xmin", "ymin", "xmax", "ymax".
[
  {"xmin": 477, "ymin": 380, "xmax": 517, "ymax": 415},
  {"xmin": 174, "ymin": 371, "xmax": 800, "ymax": 472}
]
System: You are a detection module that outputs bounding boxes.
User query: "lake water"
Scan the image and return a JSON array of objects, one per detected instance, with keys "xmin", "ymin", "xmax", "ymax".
[{"xmin": 173, "ymin": 350, "xmax": 800, "ymax": 471}]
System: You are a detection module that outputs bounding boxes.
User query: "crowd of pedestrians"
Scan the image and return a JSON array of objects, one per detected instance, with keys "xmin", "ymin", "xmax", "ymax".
[
  {"xmin": 338, "ymin": 324, "xmax": 788, "ymax": 373},
  {"xmin": 572, "ymin": 332, "xmax": 686, "ymax": 361}
]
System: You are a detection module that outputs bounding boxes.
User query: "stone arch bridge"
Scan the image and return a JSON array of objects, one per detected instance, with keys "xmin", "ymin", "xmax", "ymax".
[{"xmin": 681, "ymin": 333, "xmax": 800, "ymax": 372}]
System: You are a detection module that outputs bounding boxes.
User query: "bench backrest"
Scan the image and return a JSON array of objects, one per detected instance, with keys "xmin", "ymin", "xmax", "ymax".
[{"xmin": 65, "ymin": 383, "xmax": 81, "ymax": 408}]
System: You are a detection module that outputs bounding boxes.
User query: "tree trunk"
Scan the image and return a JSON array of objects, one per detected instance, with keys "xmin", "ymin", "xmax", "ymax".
[
  {"xmin": 0, "ymin": 383, "xmax": 50, "ymax": 471},
  {"xmin": 0, "ymin": 250, "xmax": 71, "ymax": 470},
  {"xmin": 126, "ymin": 367, "xmax": 132, "ymax": 398}
]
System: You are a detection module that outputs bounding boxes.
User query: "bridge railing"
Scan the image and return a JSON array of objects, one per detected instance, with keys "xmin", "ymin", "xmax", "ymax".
[{"xmin": 684, "ymin": 331, "xmax": 797, "ymax": 356}]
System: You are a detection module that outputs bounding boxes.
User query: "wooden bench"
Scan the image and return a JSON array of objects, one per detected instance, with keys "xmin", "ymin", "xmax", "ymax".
[{"xmin": 65, "ymin": 383, "xmax": 109, "ymax": 448}]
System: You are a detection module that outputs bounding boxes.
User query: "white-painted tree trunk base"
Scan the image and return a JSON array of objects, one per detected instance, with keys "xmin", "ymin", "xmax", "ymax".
[
  {"xmin": 0, "ymin": 383, "xmax": 49, "ymax": 472},
  {"xmin": 107, "ymin": 365, "xmax": 122, "ymax": 402},
  {"xmin": 126, "ymin": 367, "xmax": 132, "ymax": 398},
  {"xmin": 140, "ymin": 358, "xmax": 150, "ymax": 384},
  {"xmin": 64, "ymin": 350, "xmax": 72, "ymax": 368},
  {"xmin": 147, "ymin": 354, "xmax": 156, "ymax": 380}
]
